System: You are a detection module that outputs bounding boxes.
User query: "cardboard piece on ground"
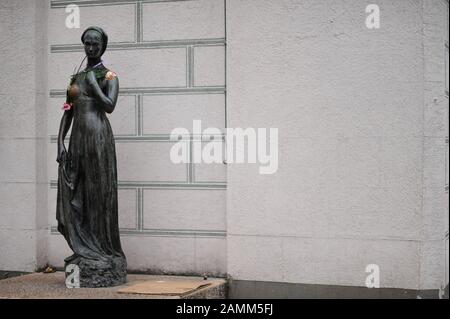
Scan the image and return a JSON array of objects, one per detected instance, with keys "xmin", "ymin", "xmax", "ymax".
[{"xmin": 117, "ymin": 279, "xmax": 211, "ymax": 296}]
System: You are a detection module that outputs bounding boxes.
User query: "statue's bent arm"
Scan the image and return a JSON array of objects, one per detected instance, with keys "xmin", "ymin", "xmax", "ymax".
[{"xmin": 88, "ymin": 71, "xmax": 119, "ymax": 114}]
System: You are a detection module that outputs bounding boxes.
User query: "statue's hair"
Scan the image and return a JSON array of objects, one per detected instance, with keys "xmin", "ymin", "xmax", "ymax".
[{"xmin": 81, "ymin": 26, "xmax": 108, "ymax": 56}]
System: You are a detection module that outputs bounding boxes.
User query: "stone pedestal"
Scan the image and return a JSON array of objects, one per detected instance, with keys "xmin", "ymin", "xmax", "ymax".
[{"xmin": 64, "ymin": 256, "xmax": 127, "ymax": 288}]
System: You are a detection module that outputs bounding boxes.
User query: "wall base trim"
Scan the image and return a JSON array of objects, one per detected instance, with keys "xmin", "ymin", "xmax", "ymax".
[{"xmin": 228, "ymin": 279, "xmax": 445, "ymax": 299}]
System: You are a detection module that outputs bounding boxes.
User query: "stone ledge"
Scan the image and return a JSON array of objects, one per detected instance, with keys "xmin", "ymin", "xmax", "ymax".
[{"xmin": 0, "ymin": 272, "xmax": 227, "ymax": 299}]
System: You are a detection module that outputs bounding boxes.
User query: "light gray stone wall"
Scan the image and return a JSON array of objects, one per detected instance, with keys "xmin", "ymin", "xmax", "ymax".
[
  {"xmin": 46, "ymin": 0, "xmax": 227, "ymax": 276},
  {"xmin": 0, "ymin": 0, "xmax": 48, "ymax": 272},
  {"xmin": 226, "ymin": 0, "xmax": 448, "ymax": 290},
  {"xmin": 420, "ymin": 0, "xmax": 449, "ymax": 291}
]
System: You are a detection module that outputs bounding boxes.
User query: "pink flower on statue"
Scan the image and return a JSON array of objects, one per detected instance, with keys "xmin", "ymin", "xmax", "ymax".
[{"xmin": 62, "ymin": 103, "xmax": 72, "ymax": 111}]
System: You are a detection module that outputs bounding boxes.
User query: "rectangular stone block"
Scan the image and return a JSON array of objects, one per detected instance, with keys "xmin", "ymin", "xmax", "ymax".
[
  {"xmin": 47, "ymin": 142, "xmax": 58, "ymax": 181},
  {"xmin": 0, "ymin": 229, "xmax": 37, "ymax": 272},
  {"xmin": 377, "ymin": 137, "xmax": 423, "ymax": 189},
  {"xmin": 48, "ymin": 51, "xmax": 85, "ymax": 91},
  {"xmin": 0, "ymin": 94, "xmax": 36, "ymax": 138},
  {"xmin": 108, "ymin": 95, "xmax": 137, "ymax": 136},
  {"xmin": 194, "ymin": 162, "xmax": 227, "ymax": 183},
  {"xmin": 423, "ymin": 137, "xmax": 447, "ymax": 190},
  {"xmin": 228, "ymin": 235, "xmax": 284, "ymax": 283},
  {"xmin": 228, "ymin": 235, "xmax": 420, "ymax": 290},
  {"xmin": 420, "ymin": 240, "xmax": 446, "ymax": 289},
  {"xmin": 143, "ymin": 189, "xmax": 226, "ymax": 231},
  {"xmin": 281, "ymin": 237, "xmax": 420, "ymax": 289},
  {"xmin": 118, "ymin": 188, "xmax": 137, "ymax": 229},
  {"xmin": 423, "ymin": 39, "xmax": 446, "ymax": 83},
  {"xmin": 35, "ymin": 228, "xmax": 48, "ymax": 269},
  {"xmin": 446, "ymin": 44, "xmax": 449, "ymax": 94},
  {"xmin": 226, "ymin": 136, "xmax": 422, "ymax": 239},
  {"xmin": 290, "ymin": 136, "xmax": 381, "ymax": 189},
  {"xmin": 0, "ymin": 0, "xmax": 36, "ymax": 109},
  {"xmin": 446, "ymin": 235, "xmax": 449, "ymax": 287},
  {"xmin": 47, "ymin": 233, "xmax": 72, "ymax": 268},
  {"xmin": 142, "ymin": 94, "xmax": 225, "ymax": 135},
  {"xmin": 446, "ymin": 142, "xmax": 449, "ymax": 188},
  {"xmin": 194, "ymin": 237, "xmax": 227, "ymax": 276},
  {"xmin": 193, "ymin": 139, "xmax": 226, "ymax": 184},
  {"xmin": 121, "ymin": 235, "xmax": 226, "ymax": 276},
  {"xmin": 116, "ymin": 141, "xmax": 187, "ymax": 182},
  {"xmin": 122, "ymin": 235, "xmax": 196, "ymax": 273},
  {"xmin": 106, "ymin": 48, "xmax": 187, "ymax": 88},
  {"xmin": 49, "ymin": 48, "xmax": 187, "ymax": 90},
  {"xmin": 226, "ymin": 0, "xmax": 424, "ymax": 139},
  {"xmin": 48, "ymin": 97, "xmax": 66, "ymax": 137},
  {"xmin": 142, "ymin": 0, "xmax": 224, "ymax": 41},
  {"xmin": 0, "ymin": 182, "xmax": 36, "ymax": 230},
  {"xmin": 227, "ymin": 57, "xmax": 423, "ymax": 138},
  {"xmin": 35, "ymin": 175, "xmax": 49, "ymax": 230},
  {"xmin": 0, "ymin": 139, "xmax": 36, "ymax": 183},
  {"xmin": 49, "ymin": 4, "xmax": 136, "ymax": 45},
  {"xmin": 48, "ymin": 187, "xmax": 57, "ymax": 228},
  {"xmin": 422, "ymin": 186, "xmax": 449, "ymax": 240},
  {"xmin": 194, "ymin": 45, "xmax": 225, "ymax": 87},
  {"xmin": 227, "ymin": 183, "xmax": 421, "ymax": 240},
  {"xmin": 424, "ymin": 82, "xmax": 449, "ymax": 138},
  {"xmin": 227, "ymin": 136, "xmax": 421, "ymax": 202}
]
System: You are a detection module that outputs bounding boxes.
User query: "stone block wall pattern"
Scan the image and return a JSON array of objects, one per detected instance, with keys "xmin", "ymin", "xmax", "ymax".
[
  {"xmin": 46, "ymin": 0, "xmax": 227, "ymax": 276},
  {"xmin": 0, "ymin": 0, "xmax": 48, "ymax": 272}
]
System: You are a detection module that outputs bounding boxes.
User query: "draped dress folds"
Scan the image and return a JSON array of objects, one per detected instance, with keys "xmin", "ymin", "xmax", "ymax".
[{"xmin": 56, "ymin": 66, "xmax": 126, "ymax": 269}]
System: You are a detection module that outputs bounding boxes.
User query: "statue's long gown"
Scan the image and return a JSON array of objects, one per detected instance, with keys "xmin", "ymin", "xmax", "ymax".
[{"xmin": 56, "ymin": 65, "xmax": 126, "ymax": 265}]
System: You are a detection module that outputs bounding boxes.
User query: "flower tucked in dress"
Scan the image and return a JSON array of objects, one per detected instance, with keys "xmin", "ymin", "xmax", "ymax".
[
  {"xmin": 62, "ymin": 103, "xmax": 72, "ymax": 111},
  {"xmin": 105, "ymin": 71, "xmax": 117, "ymax": 80}
]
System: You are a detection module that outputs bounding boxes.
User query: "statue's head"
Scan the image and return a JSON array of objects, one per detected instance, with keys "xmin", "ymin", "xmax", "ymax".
[{"xmin": 81, "ymin": 26, "xmax": 108, "ymax": 59}]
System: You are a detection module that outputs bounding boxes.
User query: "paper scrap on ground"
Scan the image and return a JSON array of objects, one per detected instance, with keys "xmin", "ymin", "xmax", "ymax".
[{"xmin": 117, "ymin": 280, "xmax": 211, "ymax": 296}]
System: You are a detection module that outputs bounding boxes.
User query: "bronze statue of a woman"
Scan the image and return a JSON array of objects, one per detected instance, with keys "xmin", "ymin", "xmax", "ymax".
[{"xmin": 56, "ymin": 26, "xmax": 126, "ymax": 287}]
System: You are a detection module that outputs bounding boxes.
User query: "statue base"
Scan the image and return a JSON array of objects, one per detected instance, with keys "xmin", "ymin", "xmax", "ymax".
[{"xmin": 64, "ymin": 255, "xmax": 127, "ymax": 288}]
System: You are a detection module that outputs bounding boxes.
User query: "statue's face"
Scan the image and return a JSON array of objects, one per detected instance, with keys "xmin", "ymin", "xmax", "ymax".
[{"xmin": 83, "ymin": 30, "xmax": 103, "ymax": 58}]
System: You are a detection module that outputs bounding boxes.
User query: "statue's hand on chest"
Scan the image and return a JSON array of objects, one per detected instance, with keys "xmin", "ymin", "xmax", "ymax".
[
  {"xmin": 85, "ymin": 70, "xmax": 107, "ymax": 96},
  {"xmin": 85, "ymin": 70, "xmax": 97, "ymax": 87}
]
